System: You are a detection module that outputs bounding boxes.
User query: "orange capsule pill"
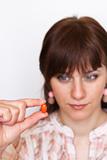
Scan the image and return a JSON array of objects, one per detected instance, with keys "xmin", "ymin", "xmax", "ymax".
[{"xmin": 41, "ymin": 103, "xmax": 47, "ymax": 113}]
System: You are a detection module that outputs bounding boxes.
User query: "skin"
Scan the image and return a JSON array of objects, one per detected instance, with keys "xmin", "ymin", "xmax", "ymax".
[
  {"xmin": 50, "ymin": 66, "xmax": 107, "ymax": 134},
  {"xmin": 50, "ymin": 66, "xmax": 107, "ymax": 159},
  {"xmin": 103, "ymin": 89, "xmax": 107, "ymax": 102},
  {"xmin": 0, "ymin": 66, "xmax": 107, "ymax": 159},
  {"xmin": 0, "ymin": 98, "xmax": 48, "ymax": 154}
]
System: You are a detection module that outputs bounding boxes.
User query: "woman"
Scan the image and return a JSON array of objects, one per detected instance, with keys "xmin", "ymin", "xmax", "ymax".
[{"xmin": 0, "ymin": 16, "xmax": 107, "ymax": 160}]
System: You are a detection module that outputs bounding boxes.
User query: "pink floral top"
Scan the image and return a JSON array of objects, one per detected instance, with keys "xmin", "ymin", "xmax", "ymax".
[{"xmin": 1, "ymin": 112, "xmax": 107, "ymax": 160}]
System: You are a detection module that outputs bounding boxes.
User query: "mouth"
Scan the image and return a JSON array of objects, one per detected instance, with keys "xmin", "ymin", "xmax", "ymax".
[{"xmin": 69, "ymin": 104, "xmax": 88, "ymax": 110}]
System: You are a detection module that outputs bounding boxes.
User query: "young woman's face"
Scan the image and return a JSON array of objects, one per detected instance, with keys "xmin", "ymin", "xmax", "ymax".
[{"xmin": 50, "ymin": 66, "xmax": 107, "ymax": 121}]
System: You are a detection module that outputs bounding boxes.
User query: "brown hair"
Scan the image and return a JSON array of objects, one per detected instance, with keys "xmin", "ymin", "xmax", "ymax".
[{"xmin": 39, "ymin": 16, "xmax": 107, "ymax": 113}]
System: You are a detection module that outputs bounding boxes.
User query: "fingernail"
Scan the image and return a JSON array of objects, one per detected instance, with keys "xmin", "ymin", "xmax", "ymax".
[{"xmin": 41, "ymin": 99, "xmax": 46, "ymax": 104}]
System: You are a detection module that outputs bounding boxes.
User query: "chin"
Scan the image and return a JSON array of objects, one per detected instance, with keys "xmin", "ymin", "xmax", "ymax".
[{"xmin": 70, "ymin": 112, "xmax": 90, "ymax": 121}]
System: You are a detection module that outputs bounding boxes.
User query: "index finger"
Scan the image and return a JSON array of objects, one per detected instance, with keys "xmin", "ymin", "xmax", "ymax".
[
  {"xmin": 21, "ymin": 98, "xmax": 46, "ymax": 107},
  {"xmin": 0, "ymin": 98, "xmax": 46, "ymax": 108}
]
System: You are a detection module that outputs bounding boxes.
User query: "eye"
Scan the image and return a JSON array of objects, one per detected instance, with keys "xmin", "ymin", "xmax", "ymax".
[
  {"xmin": 84, "ymin": 73, "xmax": 99, "ymax": 81},
  {"xmin": 57, "ymin": 73, "xmax": 71, "ymax": 82}
]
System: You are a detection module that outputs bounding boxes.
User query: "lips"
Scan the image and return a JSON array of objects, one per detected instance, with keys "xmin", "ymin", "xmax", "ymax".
[{"xmin": 69, "ymin": 104, "xmax": 87, "ymax": 110}]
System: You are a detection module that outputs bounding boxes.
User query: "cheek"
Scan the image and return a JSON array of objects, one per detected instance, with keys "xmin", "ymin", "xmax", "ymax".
[
  {"xmin": 51, "ymin": 83, "xmax": 68, "ymax": 104},
  {"xmin": 53, "ymin": 86, "xmax": 66, "ymax": 100},
  {"xmin": 87, "ymin": 84, "xmax": 104, "ymax": 101}
]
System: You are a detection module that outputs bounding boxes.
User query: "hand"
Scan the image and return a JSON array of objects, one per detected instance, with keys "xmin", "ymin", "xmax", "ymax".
[{"xmin": 0, "ymin": 98, "xmax": 48, "ymax": 149}]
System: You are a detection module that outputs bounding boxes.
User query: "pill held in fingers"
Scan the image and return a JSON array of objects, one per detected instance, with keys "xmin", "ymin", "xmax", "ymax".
[{"xmin": 41, "ymin": 103, "xmax": 47, "ymax": 113}]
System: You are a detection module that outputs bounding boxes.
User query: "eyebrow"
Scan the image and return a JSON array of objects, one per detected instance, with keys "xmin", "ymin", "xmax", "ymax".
[{"xmin": 85, "ymin": 68, "xmax": 102, "ymax": 74}]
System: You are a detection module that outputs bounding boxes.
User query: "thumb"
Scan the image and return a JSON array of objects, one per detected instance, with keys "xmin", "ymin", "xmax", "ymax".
[{"xmin": 16, "ymin": 112, "xmax": 48, "ymax": 134}]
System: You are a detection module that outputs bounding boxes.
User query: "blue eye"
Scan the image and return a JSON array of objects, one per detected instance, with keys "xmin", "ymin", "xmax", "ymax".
[
  {"xmin": 57, "ymin": 73, "xmax": 71, "ymax": 82},
  {"xmin": 84, "ymin": 73, "xmax": 98, "ymax": 81}
]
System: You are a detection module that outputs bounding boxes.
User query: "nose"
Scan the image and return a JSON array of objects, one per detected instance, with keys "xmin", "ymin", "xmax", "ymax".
[{"xmin": 71, "ymin": 80, "xmax": 86, "ymax": 100}]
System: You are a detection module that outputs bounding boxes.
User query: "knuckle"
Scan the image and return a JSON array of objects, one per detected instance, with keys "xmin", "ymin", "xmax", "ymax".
[
  {"xmin": 14, "ymin": 108, "xmax": 20, "ymax": 115},
  {"xmin": 19, "ymin": 101, "xmax": 26, "ymax": 107},
  {"xmin": 4, "ymin": 107, "xmax": 11, "ymax": 114},
  {"xmin": 3, "ymin": 108, "xmax": 12, "ymax": 121}
]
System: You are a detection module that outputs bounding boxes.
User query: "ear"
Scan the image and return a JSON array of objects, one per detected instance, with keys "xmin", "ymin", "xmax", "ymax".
[
  {"xmin": 48, "ymin": 91, "xmax": 55, "ymax": 104},
  {"xmin": 103, "ymin": 84, "xmax": 107, "ymax": 102},
  {"xmin": 48, "ymin": 91, "xmax": 54, "ymax": 98}
]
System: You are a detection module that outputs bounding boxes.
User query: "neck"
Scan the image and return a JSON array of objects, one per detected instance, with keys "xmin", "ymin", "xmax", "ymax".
[{"xmin": 59, "ymin": 109, "xmax": 107, "ymax": 137}]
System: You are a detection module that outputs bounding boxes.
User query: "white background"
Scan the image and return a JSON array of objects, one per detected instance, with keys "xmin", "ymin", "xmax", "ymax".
[{"xmin": 0, "ymin": 0, "xmax": 107, "ymax": 100}]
